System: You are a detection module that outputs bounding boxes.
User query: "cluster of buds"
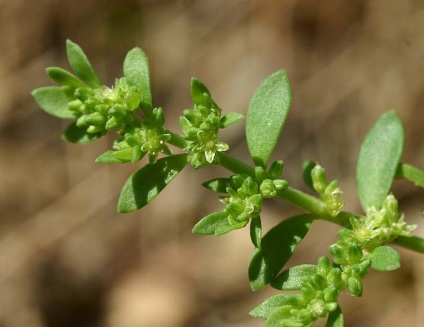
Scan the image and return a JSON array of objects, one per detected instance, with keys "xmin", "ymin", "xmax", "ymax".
[{"xmin": 68, "ymin": 78, "xmax": 141, "ymax": 135}]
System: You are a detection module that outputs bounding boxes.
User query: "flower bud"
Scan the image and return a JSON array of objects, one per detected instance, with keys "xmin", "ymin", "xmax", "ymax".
[
  {"xmin": 311, "ymin": 165, "xmax": 328, "ymax": 194},
  {"xmin": 268, "ymin": 160, "xmax": 284, "ymax": 179}
]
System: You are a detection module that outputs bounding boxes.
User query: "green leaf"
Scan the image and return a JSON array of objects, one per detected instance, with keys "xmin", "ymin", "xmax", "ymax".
[
  {"xmin": 250, "ymin": 216, "xmax": 262, "ymax": 248},
  {"xmin": 271, "ymin": 264, "xmax": 317, "ymax": 290},
  {"xmin": 118, "ymin": 154, "xmax": 188, "ymax": 213},
  {"xmin": 123, "ymin": 47, "xmax": 153, "ymax": 114},
  {"xmin": 191, "ymin": 78, "xmax": 215, "ymax": 108},
  {"xmin": 192, "ymin": 211, "xmax": 229, "ymax": 235},
  {"xmin": 302, "ymin": 160, "xmax": 316, "ymax": 191},
  {"xmin": 46, "ymin": 67, "xmax": 87, "ymax": 88},
  {"xmin": 356, "ymin": 112, "xmax": 404, "ymax": 211},
  {"xmin": 396, "ymin": 163, "xmax": 424, "ymax": 188},
  {"xmin": 32, "ymin": 86, "xmax": 74, "ymax": 119},
  {"xmin": 216, "ymin": 221, "xmax": 247, "ymax": 235},
  {"xmin": 250, "ymin": 294, "xmax": 300, "ymax": 320},
  {"xmin": 265, "ymin": 306, "xmax": 296, "ymax": 327},
  {"xmin": 95, "ymin": 150, "xmax": 130, "ymax": 164},
  {"xmin": 201, "ymin": 178, "xmax": 230, "ymax": 193},
  {"xmin": 62, "ymin": 122, "xmax": 102, "ymax": 144},
  {"xmin": 370, "ymin": 246, "xmax": 400, "ymax": 271},
  {"xmin": 248, "ymin": 215, "xmax": 313, "ymax": 291},
  {"xmin": 220, "ymin": 112, "xmax": 245, "ymax": 128},
  {"xmin": 66, "ymin": 39, "xmax": 102, "ymax": 88},
  {"xmin": 325, "ymin": 305, "xmax": 343, "ymax": 327},
  {"xmin": 246, "ymin": 70, "xmax": 292, "ymax": 167}
]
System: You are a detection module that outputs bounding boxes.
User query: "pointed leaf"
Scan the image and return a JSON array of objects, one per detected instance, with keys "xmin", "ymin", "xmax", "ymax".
[
  {"xmin": 370, "ymin": 246, "xmax": 400, "ymax": 271},
  {"xmin": 191, "ymin": 78, "xmax": 216, "ymax": 108},
  {"xmin": 32, "ymin": 86, "xmax": 74, "ymax": 119},
  {"xmin": 201, "ymin": 178, "xmax": 230, "ymax": 193},
  {"xmin": 395, "ymin": 163, "xmax": 424, "ymax": 188},
  {"xmin": 249, "ymin": 215, "xmax": 313, "ymax": 291},
  {"xmin": 62, "ymin": 122, "xmax": 102, "ymax": 144},
  {"xmin": 192, "ymin": 211, "xmax": 229, "ymax": 235},
  {"xmin": 66, "ymin": 39, "xmax": 102, "ymax": 88},
  {"xmin": 95, "ymin": 150, "xmax": 130, "ymax": 164},
  {"xmin": 118, "ymin": 154, "xmax": 188, "ymax": 213},
  {"xmin": 302, "ymin": 160, "xmax": 316, "ymax": 191},
  {"xmin": 220, "ymin": 112, "xmax": 245, "ymax": 128},
  {"xmin": 271, "ymin": 264, "xmax": 317, "ymax": 290},
  {"xmin": 123, "ymin": 47, "xmax": 153, "ymax": 114},
  {"xmin": 356, "ymin": 112, "xmax": 404, "ymax": 211},
  {"xmin": 246, "ymin": 70, "xmax": 292, "ymax": 167},
  {"xmin": 250, "ymin": 216, "xmax": 262, "ymax": 248},
  {"xmin": 46, "ymin": 67, "xmax": 87, "ymax": 88},
  {"xmin": 250, "ymin": 294, "xmax": 300, "ymax": 319},
  {"xmin": 265, "ymin": 306, "xmax": 296, "ymax": 327},
  {"xmin": 325, "ymin": 305, "xmax": 344, "ymax": 327}
]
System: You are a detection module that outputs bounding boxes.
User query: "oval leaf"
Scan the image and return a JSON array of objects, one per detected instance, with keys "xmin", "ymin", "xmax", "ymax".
[
  {"xmin": 250, "ymin": 216, "xmax": 262, "ymax": 248},
  {"xmin": 220, "ymin": 112, "xmax": 245, "ymax": 128},
  {"xmin": 123, "ymin": 47, "xmax": 153, "ymax": 114},
  {"xmin": 46, "ymin": 67, "xmax": 87, "ymax": 88},
  {"xmin": 370, "ymin": 246, "xmax": 400, "ymax": 271},
  {"xmin": 192, "ymin": 211, "xmax": 229, "ymax": 235},
  {"xmin": 246, "ymin": 70, "xmax": 292, "ymax": 167},
  {"xmin": 325, "ymin": 305, "xmax": 344, "ymax": 327},
  {"xmin": 191, "ymin": 78, "xmax": 215, "ymax": 108},
  {"xmin": 356, "ymin": 112, "xmax": 404, "ymax": 211},
  {"xmin": 95, "ymin": 150, "xmax": 130, "ymax": 164},
  {"xmin": 250, "ymin": 294, "xmax": 300, "ymax": 320},
  {"xmin": 118, "ymin": 154, "xmax": 188, "ymax": 213},
  {"xmin": 271, "ymin": 264, "xmax": 317, "ymax": 290},
  {"xmin": 248, "ymin": 215, "xmax": 313, "ymax": 291},
  {"xmin": 66, "ymin": 39, "xmax": 102, "ymax": 88},
  {"xmin": 32, "ymin": 86, "xmax": 74, "ymax": 119},
  {"xmin": 62, "ymin": 122, "xmax": 102, "ymax": 144},
  {"xmin": 201, "ymin": 178, "xmax": 230, "ymax": 193}
]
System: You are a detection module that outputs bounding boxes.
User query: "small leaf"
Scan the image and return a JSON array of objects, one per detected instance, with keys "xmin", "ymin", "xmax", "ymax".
[
  {"xmin": 62, "ymin": 122, "xmax": 102, "ymax": 144},
  {"xmin": 118, "ymin": 154, "xmax": 188, "ymax": 213},
  {"xmin": 66, "ymin": 39, "xmax": 102, "ymax": 88},
  {"xmin": 216, "ymin": 221, "xmax": 247, "ymax": 235},
  {"xmin": 246, "ymin": 70, "xmax": 292, "ymax": 167},
  {"xmin": 356, "ymin": 111, "xmax": 404, "ymax": 211},
  {"xmin": 46, "ymin": 67, "xmax": 87, "ymax": 88},
  {"xmin": 220, "ymin": 112, "xmax": 245, "ymax": 128},
  {"xmin": 302, "ymin": 160, "xmax": 316, "ymax": 191},
  {"xmin": 192, "ymin": 211, "xmax": 229, "ymax": 235},
  {"xmin": 123, "ymin": 47, "xmax": 153, "ymax": 114},
  {"xmin": 395, "ymin": 163, "xmax": 424, "ymax": 188},
  {"xmin": 95, "ymin": 151, "xmax": 129, "ymax": 164},
  {"xmin": 191, "ymin": 78, "xmax": 215, "ymax": 108},
  {"xmin": 250, "ymin": 216, "xmax": 262, "ymax": 248},
  {"xmin": 325, "ymin": 305, "xmax": 344, "ymax": 327},
  {"xmin": 265, "ymin": 306, "xmax": 295, "ymax": 327},
  {"xmin": 248, "ymin": 215, "xmax": 313, "ymax": 291},
  {"xmin": 201, "ymin": 178, "xmax": 230, "ymax": 193},
  {"xmin": 370, "ymin": 246, "xmax": 400, "ymax": 271},
  {"xmin": 250, "ymin": 294, "xmax": 299, "ymax": 320},
  {"xmin": 271, "ymin": 264, "xmax": 317, "ymax": 290},
  {"xmin": 32, "ymin": 87, "xmax": 74, "ymax": 119}
]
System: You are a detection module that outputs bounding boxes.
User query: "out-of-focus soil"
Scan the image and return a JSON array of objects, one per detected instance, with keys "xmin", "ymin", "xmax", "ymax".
[{"xmin": 1, "ymin": 0, "xmax": 424, "ymax": 326}]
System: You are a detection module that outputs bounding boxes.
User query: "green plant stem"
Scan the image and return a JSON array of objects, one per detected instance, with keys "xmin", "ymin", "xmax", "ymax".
[
  {"xmin": 396, "ymin": 163, "xmax": 424, "ymax": 188},
  {"xmin": 167, "ymin": 130, "xmax": 187, "ymax": 149},
  {"xmin": 219, "ymin": 153, "xmax": 256, "ymax": 176},
  {"xmin": 394, "ymin": 235, "xmax": 424, "ymax": 254}
]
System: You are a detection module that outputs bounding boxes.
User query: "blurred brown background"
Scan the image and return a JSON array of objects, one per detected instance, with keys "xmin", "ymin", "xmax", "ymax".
[{"xmin": 1, "ymin": 0, "xmax": 424, "ymax": 326}]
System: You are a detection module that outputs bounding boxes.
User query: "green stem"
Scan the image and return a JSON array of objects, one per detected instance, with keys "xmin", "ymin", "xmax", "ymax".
[
  {"xmin": 219, "ymin": 153, "xmax": 256, "ymax": 176},
  {"xmin": 278, "ymin": 186, "xmax": 328, "ymax": 217},
  {"xmin": 396, "ymin": 163, "xmax": 424, "ymax": 188},
  {"xmin": 394, "ymin": 235, "xmax": 424, "ymax": 254},
  {"xmin": 167, "ymin": 130, "xmax": 187, "ymax": 148}
]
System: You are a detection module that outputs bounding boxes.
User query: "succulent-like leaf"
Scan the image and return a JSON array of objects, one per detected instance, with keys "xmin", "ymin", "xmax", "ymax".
[
  {"xmin": 62, "ymin": 122, "xmax": 102, "ymax": 144},
  {"xmin": 370, "ymin": 246, "xmax": 400, "ymax": 271},
  {"xmin": 248, "ymin": 215, "xmax": 313, "ymax": 291},
  {"xmin": 95, "ymin": 151, "xmax": 130, "ymax": 164},
  {"xmin": 201, "ymin": 178, "xmax": 230, "ymax": 193},
  {"xmin": 220, "ymin": 112, "xmax": 245, "ymax": 128},
  {"xmin": 356, "ymin": 112, "xmax": 404, "ymax": 211},
  {"xmin": 325, "ymin": 305, "xmax": 344, "ymax": 327},
  {"xmin": 246, "ymin": 70, "xmax": 292, "ymax": 167},
  {"xmin": 250, "ymin": 294, "xmax": 300, "ymax": 320},
  {"xmin": 191, "ymin": 78, "xmax": 215, "ymax": 108},
  {"xmin": 66, "ymin": 39, "xmax": 102, "ymax": 88},
  {"xmin": 302, "ymin": 160, "xmax": 316, "ymax": 191},
  {"xmin": 118, "ymin": 154, "xmax": 188, "ymax": 213},
  {"xmin": 123, "ymin": 47, "xmax": 153, "ymax": 114},
  {"xmin": 395, "ymin": 163, "xmax": 424, "ymax": 188},
  {"xmin": 271, "ymin": 264, "xmax": 317, "ymax": 290},
  {"xmin": 192, "ymin": 211, "xmax": 229, "ymax": 235},
  {"xmin": 31, "ymin": 87, "xmax": 75, "ymax": 119},
  {"xmin": 250, "ymin": 216, "xmax": 262, "ymax": 248},
  {"xmin": 46, "ymin": 67, "xmax": 87, "ymax": 88}
]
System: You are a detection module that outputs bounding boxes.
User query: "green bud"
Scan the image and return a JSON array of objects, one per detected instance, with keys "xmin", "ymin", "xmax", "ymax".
[
  {"xmin": 347, "ymin": 277, "xmax": 363, "ymax": 297},
  {"xmin": 310, "ymin": 273, "xmax": 328, "ymax": 290},
  {"xmin": 327, "ymin": 268, "xmax": 343, "ymax": 289},
  {"xmin": 268, "ymin": 160, "xmax": 284, "ymax": 179},
  {"xmin": 323, "ymin": 286, "xmax": 339, "ymax": 303},
  {"xmin": 273, "ymin": 179, "xmax": 288, "ymax": 192},
  {"xmin": 330, "ymin": 243, "xmax": 349, "ymax": 266},
  {"xmin": 260, "ymin": 179, "xmax": 277, "ymax": 198},
  {"xmin": 311, "ymin": 165, "xmax": 328, "ymax": 194},
  {"xmin": 347, "ymin": 243, "xmax": 363, "ymax": 265},
  {"xmin": 325, "ymin": 302, "xmax": 339, "ymax": 313},
  {"xmin": 317, "ymin": 256, "xmax": 332, "ymax": 276},
  {"xmin": 254, "ymin": 166, "xmax": 267, "ymax": 183},
  {"xmin": 310, "ymin": 299, "xmax": 327, "ymax": 317}
]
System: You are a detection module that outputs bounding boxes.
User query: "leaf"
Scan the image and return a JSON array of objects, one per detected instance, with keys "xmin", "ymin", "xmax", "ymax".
[
  {"xmin": 370, "ymin": 246, "xmax": 400, "ymax": 271},
  {"xmin": 192, "ymin": 211, "xmax": 229, "ymax": 235},
  {"xmin": 46, "ymin": 67, "xmax": 87, "ymax": 88},
  {"xmin": 62, "ymin": 122, "xmax": 102, "ymax": 144},
  {"xmin": 118, "ymin": 154, "xmax": 188, "ymax": 213},
  {"xmin": 395, "ymin": 163, "xmax": 424, "ymax": 188},
  {"xmin": 271, "ymin": 264, "xmax": 317, "ymax": 290},
  {"xmin": 250, "ymin": 294, "xmax": 299, "ymax": 319},
  {"xmin": 220, "ymin": 112, "xmax": 245, "ymax": 128},
  {"xmin": 302, "ymin": 160, "xmax": 316, "ymax": 191},
  {"xmin": 66, "ymin": 39, "xmax": 102, "ymax": 88},
  {"xmin": 250, "ymin": 216, "xmax": 262, "ymax": 248},
  {"xmin": 123, "ymin": 47, "xmax": 153, "ymax": 114},
  {"xmin": 32, "ymin": 87, "xmax": 75, "ymax": 119},
  {"xmin": 356, "ymin": 112, "xmax": 404, "ymax": 211},
  {"xmin": 325, "ymin": 305, "xmax": 344, "ymax": 327},
  {"xmin": 248, "ymin": 215, "xmax": 314, "ymax": 291},
  {"xmin": 246, "ymin": 70, "xmax": 292, "ymax": 167},
  {"xmin": 201, "ymin": 178, "xmax": 230, "ymax": 193},
  {"xmin": 191, "ymin": 78, "xmax": 216, "ymax": 108},
  {"xmin": 265, "ymin": 306, "xmax": 296, "ymax": 327},
  {"xmin": 95, "ymin": 150, "xmax": 130, "ymax": 164}
]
